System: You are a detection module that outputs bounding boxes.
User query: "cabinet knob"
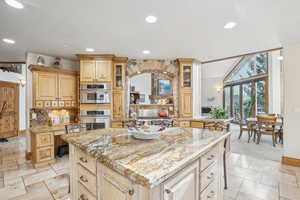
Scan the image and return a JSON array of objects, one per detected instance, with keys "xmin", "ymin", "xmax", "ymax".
[
  {"xmin": 80, "ymin": 175, "xmax": 88, "ymax": 183},
  {"xmin": 79, "ymin": 157, "xmax": 88, "ymax": 163},
  {"xmin": 79, "ymin": 194, "xmax": 88, "ymax": 200},
  {"xmin": 128, "ymin": 189, "xmax": 134, "ymax": 196},
  {"xmin": 165, "ymin": 189, "xmax": 171, "ymax": 194}
]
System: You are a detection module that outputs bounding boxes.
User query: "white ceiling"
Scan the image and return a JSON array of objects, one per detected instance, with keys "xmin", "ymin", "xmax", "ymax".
[{"xmin": 1, "ymin": 0, "xmax": 300, "ymax": 62}]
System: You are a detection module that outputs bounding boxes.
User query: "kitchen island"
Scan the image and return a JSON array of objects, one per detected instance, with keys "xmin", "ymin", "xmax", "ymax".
[{"xmin": 62, "ymin": 127, "xmax": 230, "ymax": 200}]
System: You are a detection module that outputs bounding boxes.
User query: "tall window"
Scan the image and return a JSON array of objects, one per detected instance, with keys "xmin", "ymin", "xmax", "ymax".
[{"xmin": 223, "ymin": 53, "xmax": 268, "ymax": 120}]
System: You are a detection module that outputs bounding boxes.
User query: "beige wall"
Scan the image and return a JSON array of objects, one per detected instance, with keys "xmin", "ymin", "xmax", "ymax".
[{"xmin": 283, "ymin": 44, "xmax": 300, "ymax": 159}]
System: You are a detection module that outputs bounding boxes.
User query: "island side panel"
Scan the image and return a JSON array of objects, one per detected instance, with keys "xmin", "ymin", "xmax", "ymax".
[{"xmin": 69, "ymin": 144, "xmax": 78, "ymax": 200}]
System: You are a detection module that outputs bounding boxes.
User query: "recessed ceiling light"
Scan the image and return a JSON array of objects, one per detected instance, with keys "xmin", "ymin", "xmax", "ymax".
[
  {"xmin": 85, "ymin": 48, "xmax": 94, "ymax": 52},
  {"xmin": 2, "ymin": 38, "xmax": 15, "ymax": 44},
  {"xmin": 5, "ymin": 0, "xmax": 24, "ymax": 9},
  {"xmin": 277, "ymin": 56, "xmax": 284, "ymax": 60},
  {"xmin": 224, "ymin": 22, "xmax": 237, "ymax": 29},
  {"xmin": 142, "ymin": 50, "xmax": 150, "ymax": 54},
  {"xmin": 145, "ymin": 16, "xmax": 157, "ymax": 23}
]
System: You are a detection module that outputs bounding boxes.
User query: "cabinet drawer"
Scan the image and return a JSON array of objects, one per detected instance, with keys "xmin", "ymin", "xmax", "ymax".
[
  {"xmin": 200, "ymin": 145, "xmax": 218, "ymax": 171},
  {"xmin": 36, "ymin": 132, "xmax": 54, "ymax": 147},
  {"xmin": 190, "ymin": 121, "xmax": 204, "ymax": 128},
  {"xmin": 200, "ymin": 180, "xmax": 218, "ymax": 200},
  {"xmin": 78, "ymin": 182, "xmax": 96, "ymax": 200},
  {"xmin": 52, "ymin": 101, "xmax": 58, "ymax": 107},
  {"xmin": 36, "ymin": 146, "xmax": 54, "ymax": 162},
  {"xmin": 78, "ymin": 164, "xmax": 97, "ymax": 196},
  {"xmin": 59, "ymin": 101, "xmax": 65, "ymax": 107},
  {"xmin": 76, "ymin": 149, "xmax": 96, "ymax": 174},
  {"xmin": 44, "ymin": 101, "xmax": 51, "ymax": 108},
  {"xmin": 35, "ymin": 101, "xmax": 43, "ymax": 108},
  {"xmin": 179, "ymin": 121, "xmax": 190, "ymax": 127},
  {"xmin": 200, "ymin": 162, "xmax": 218, "ymax": 192},
  {"xmin": 111, "ymin": 122, "xmax": 123, "ymax": 128},
  {"xmin": 65, "ymin": 101, "xmax": 71, "ymax": 107}
]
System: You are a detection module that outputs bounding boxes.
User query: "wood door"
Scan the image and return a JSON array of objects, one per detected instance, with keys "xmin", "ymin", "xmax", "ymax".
[
  {"xmin": 80, "ymin": 60, "xmax": 96, "ymax": 82},
  {"xmin": 180, "ymin": 90, "xmax": 193, "ymax": 117},
  {"xmin": 34, "ymin": 71, "xmax": 58, "ymax": 101},
  {"xmin": 0, "ymin": 81, "xmax": 19, "ymax": 138},
  {"xmin": 112, "ymin": 90, "xmax": 123, "ymax": 120},
  {"xmin": 58, "ymin": 74, "xmax": 77, "ymax": 101},
  {"xmin": 95, "ymin": 60, "xmax": 112, "ymax": 82},
  {"xmin": 163, "ymin": 161, "xmax": 199, "ymax": 200}
]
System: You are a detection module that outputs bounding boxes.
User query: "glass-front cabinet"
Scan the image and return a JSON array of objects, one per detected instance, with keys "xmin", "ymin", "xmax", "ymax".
[
  {"xmin": 183, "ymin": 66, "xmax": 192, "ymax": 88},
  {"xmin": 114, "ymin": 64, "xmax": 123, "ymax": 88}
]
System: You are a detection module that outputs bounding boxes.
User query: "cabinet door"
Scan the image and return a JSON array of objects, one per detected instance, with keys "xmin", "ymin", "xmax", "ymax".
[
  {"xmin": 80, "ymin": 60, "xmax": 96, "ymax": 82},
  {"xmin": 180, "ymin": 65, "xmax": 192, "ymax": 88},
  {"xmin": 180, "ymin": 90, "xmax": 192, "ymax": 117},
  {"xmin": 58, "ymin": 74, "xmax": 77, "ymax": 101},
  {"xmin": 95, "ymin": 60, "xmax": 112, "ymax": 82},
  {"xmin": 113, "ymin": 63, "xmax": 125, "ymax": 89},
  {"xmin": 112, "ymin": 91, "xmax": 123, "ymax": 120},
  {"xmin": 99, "ymin": 165, "xmax": 134, "ymax": 200},
  {"xmin": 163, "ymin": 161, "xmax": 199, "ymax": 200},
  {"xmin": 35, "ymin": 71, "xmax": 58, "ymax": 101}
]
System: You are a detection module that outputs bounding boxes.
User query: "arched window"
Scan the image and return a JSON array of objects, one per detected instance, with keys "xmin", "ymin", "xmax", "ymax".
[{"xmin": 223, "ymin": 53, "xmax": 268, "ymax": 120}]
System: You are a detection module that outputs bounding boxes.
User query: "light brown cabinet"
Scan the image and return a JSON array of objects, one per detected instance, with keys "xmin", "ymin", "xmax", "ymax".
[
  {"xmin": 112, "ymin": 90, "xmax": 124, "ymax": 120},
  {"xmin": 31, "ymin": 131, "xmax": 55, "ymax": 168},
  {"xmin": 112, "ymin": 57, "xmax": 128, "ymax": 120},
  {"xmin": 58, "ymin": 74, "xmax": 77, "ymax": 101},
  {"xmin": 80, "ymin": 60, "xmax": 96, "ymax": 82},
  {"xmin": 80, "ymin": 59, "xmax": 112, "ymax": 83},
  {"xmin": 34, "ymin": 71, "xmax": 58, "ymax": 101},
  {"xmin": 95, "ymin": 60, "xmax": 112, "ymax": 82},
  {"xmin": 30, "ymin": 65, "xmax": 78, "ymax": 109},
  {"xmin": 178, "ymin": 58, "xmax": 194, "ymax": 118}
]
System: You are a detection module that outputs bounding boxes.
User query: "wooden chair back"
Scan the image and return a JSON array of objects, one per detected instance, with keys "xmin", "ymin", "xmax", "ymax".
[
  {"xmin": 257, "ymin": 115, "xmax": 277, "ymax": 134},
  {"xmin": 65, "ymin": 124, "xmax": 82, "ymax": 134}
]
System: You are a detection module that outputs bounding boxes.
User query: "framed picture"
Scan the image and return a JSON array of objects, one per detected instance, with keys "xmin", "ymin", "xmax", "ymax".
[{"xmin": 158, "ymin": 80, "xmax": 172, "ymax": 95}]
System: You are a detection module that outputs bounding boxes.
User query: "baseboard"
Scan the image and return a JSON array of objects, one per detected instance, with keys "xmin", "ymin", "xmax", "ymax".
[
  {"xmin": 282, "ymin": 156, "xmax": 300, "ymax": 167},
  {"xmin": 26, "ymin": 152, "xmax": 32, "ymax": 161},
  {"xmin": 19, "ymin": 129, "xmax": 27, "ymax": 135}
]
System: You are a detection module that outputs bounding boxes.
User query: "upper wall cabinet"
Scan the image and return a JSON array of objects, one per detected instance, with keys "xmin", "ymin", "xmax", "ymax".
[
  {"xmin": 113, "ymin": 57, "xmax": 128, "ymax": 90},
  {"xmin": 78, "ymin": 55, "xmax": 114, "ymax": 83},
  {"xmin": 80, "ymin": 60, "xmax": 95, "ymax": 82},
  {"xmin": 95, "ymin": 60, "xmax": 112, "ymax": 82},
  {"xmin": 30, "ymin": 65, "xmax": 78, "ymax": 109}
]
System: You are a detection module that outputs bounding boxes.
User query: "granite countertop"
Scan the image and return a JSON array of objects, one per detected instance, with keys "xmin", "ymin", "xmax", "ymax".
[
  {"xmin": 62, "ymin": 127, "xmax": 230, "ymax": 188},
  {"xmin": 30, "ymin": 125, "xmax": 67, "ymax": 134}
]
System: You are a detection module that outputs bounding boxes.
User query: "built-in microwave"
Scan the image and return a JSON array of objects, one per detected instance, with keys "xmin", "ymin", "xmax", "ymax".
[{"xmin": 81, "ymin": 84, "xmax": 111, "ymax": 104}]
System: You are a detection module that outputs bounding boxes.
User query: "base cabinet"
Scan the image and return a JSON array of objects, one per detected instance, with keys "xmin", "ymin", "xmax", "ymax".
[
  {"xmin": 69, "ymin": 140, "xmax": 224, "ymax": 200},
  {"xmin": 163, "ymin": 161, "xmax": 199, "ymax": 200}
]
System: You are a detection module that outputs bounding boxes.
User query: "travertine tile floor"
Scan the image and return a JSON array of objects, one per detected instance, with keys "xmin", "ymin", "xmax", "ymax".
[{"xmin": 0, "ymin": 132, "xmax": 299, "ymax": 200}]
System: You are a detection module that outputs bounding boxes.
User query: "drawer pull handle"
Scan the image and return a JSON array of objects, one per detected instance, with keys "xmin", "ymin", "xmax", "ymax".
[
  {"xmin": 165, "ymin": 189, "xmax": 171, "ymax": 194},
  {"xmin": 128, "ymin": 189, "xmax": 135, "ymax": 196},
  {"xmin": 80, "ymin": 175, "xmax": 88, "ymax": 183},
  {"xmin": 80, "ymin": 157, "xmax": 88, "ymax": 163},
  {"xmin": 207, "ymin": 172, "xmax": 214, "ymax": 179},
  {"xmin": 79, "ymin": 194, "xmax": 88, "ymax": 200},
  {"xmin": 207, "ymin": 191, "xmax": 215, "ymax": 199},
  {"xmin": 207, "ymin": 155, "xmax": 215, "ymax": 160}
]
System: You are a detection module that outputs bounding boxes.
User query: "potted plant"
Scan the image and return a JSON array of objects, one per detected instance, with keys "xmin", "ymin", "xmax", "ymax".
[{"xmin": 209, "ymin": 107, "xmax": 229, "ymax": 119}]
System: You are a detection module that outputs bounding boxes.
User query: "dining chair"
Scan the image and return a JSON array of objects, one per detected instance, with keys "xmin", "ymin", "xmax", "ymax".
[
  {"xmin": 276, "ymin": 115, "xmax": 284, "ymax": 144},
  {"xmin": 237, "ymin": 114, "xmax": 253, "ymax": 143},
  {"xmin": 255, "ymin": 115, "xmax": 277, "ymax": 146}
]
